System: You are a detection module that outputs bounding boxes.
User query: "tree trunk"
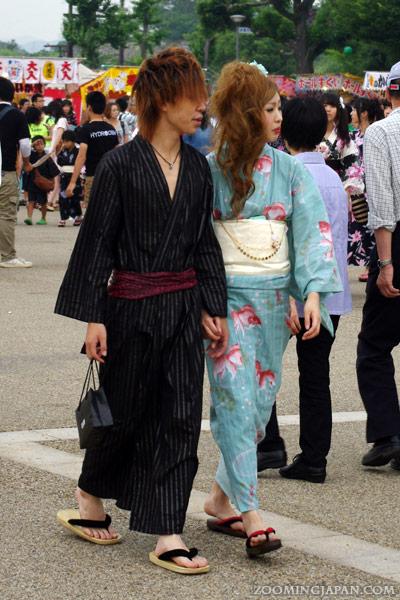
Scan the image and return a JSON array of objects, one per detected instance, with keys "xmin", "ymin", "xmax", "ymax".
[
  {"xmin": 293, "ymin": 0, "xmax": 314, "ymax": 73},
  {"xmin": 294, "ymin": 15, "xmax": 313, "ymax": 72}
]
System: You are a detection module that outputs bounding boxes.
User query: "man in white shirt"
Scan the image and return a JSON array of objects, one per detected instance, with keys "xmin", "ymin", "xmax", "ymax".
[{"xmin": 357, "ymin": 61, "xmax": 400, "ymax": 469}]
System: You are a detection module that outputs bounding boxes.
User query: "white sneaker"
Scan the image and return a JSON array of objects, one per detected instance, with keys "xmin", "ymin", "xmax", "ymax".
[{"xmin": 0, "ymin": 257, "xmax": 33, "ymax": 268}]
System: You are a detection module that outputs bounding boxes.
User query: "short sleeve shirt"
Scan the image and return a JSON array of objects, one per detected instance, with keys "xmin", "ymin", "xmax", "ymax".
[
  {"xmin": 76, "ymin": 121, "xmax": 118, "ymax": 176},
  {"xmin": 0, "ymin": 104, "xmax": 30, "ymax": 171}
]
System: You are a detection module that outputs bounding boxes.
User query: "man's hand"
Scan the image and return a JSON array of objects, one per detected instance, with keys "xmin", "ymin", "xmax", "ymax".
[
  {"xmin": 66, "ymin": 184, "xmax": 74, "ymax": 198},
  {"xmin": 286, "ymin": 298, "xmax": 301, "ymax": 335},
  {"xmin": 201, "ymin": 311, "xmax": 229, "ymax": 359},
  {"xmin": 377, "ymin": 264, "xmax": 400, "ymax": 298},
  {"xmin": 24, "ymin": 162, "xmax": 33, "ymax": 173},
  {"xmin": 85, "ymin": 323, "xmax": 107, "ymax": 363},
  {"xmin": 302, "ymin": 292, "xmax": 321, "ymax": 340}
]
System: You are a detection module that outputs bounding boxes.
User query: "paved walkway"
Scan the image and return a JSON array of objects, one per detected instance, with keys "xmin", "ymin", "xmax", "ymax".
[{"xmin": 1, "ymin": 212, "xmax": 400, "ymax": 600}]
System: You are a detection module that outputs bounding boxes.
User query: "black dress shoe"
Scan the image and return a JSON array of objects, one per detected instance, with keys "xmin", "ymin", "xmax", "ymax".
[
  {"xmin": 257, "ymin": 449, "xmax": 287, "ymax": 472},
  {"xmin": 279, "ymin": 454, "xmax": 326, "ymax": 483},
  {"xmin": 390, "ymin": 457, "xmax": 400, "ymax": 471},
  {"xmin": 362, "ymin": 435, "xmax": 400, "ymax": 467}
]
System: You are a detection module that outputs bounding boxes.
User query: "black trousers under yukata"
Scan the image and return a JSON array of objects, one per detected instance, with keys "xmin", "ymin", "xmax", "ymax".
[{"xmin": 55, "ymin": 136, "xmax": 227, "ymax": 534}]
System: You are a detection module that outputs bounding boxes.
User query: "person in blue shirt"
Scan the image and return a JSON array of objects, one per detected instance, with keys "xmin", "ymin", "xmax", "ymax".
[{"xmin": 257, "ymin": 97, "xmax": 352, "ymax": 483}]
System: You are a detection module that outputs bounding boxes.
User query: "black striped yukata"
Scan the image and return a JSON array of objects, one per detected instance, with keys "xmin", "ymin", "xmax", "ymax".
[{"xmin": 55, "ymin": 135, "xmax": 227, "ymax": 534}]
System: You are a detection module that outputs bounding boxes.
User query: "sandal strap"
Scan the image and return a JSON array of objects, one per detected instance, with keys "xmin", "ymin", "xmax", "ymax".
[
  {"xmin": 68, "ymin": 514, "xmax": 112, "ymax": 530},
  {"xmin": 247, "ymin": 528, "xmax": 276, "ymax": 539},
  {"xmin": 215, "ymin": 516, "xmax": 243, "ymax": 525},
  {"xmin": 158, "ymin": 547, "xmax": 198, "ymax": 562},
  {"xmin": 246, "ymin": 528, "xmax": 277, "ymax": 548}
]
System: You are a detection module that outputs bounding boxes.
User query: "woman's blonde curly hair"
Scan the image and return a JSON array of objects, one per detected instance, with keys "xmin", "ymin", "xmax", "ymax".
[{"xmin": 211, "ymin": 62, "xmax": 278, "ymax": 216}]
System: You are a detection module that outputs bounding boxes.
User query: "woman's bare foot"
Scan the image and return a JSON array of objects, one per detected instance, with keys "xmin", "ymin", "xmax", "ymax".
[
  {"xmin": 242, "ymin": 510, "xmax": 280, "ymax": 547},
  {"xmin": 75, "ymin": 488, "xmax": 119, "ymax": 541},
  {"xmin": 204, "ymin": 481, "xmax": 245, "ymax": 534},
  {"xmin": 155, "ymin": 535, "xmax": 208, "ymax": 569}
]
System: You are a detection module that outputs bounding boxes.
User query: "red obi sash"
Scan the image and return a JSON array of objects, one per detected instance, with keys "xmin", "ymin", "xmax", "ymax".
[{"xmin": 108, "ymin": 268, "xmax": 197, "ymax": 300}]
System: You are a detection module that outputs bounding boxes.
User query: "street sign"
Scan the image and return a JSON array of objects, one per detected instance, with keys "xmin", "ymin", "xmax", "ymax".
[{"xmin": 238, "ymin": 27, "xmax": 253, "ymax": 34}]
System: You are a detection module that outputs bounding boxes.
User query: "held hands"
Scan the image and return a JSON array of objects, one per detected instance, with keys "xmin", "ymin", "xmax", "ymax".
[
  {"xmin": 377, "ymin": 264, "xmax": 400, "ymax": 298},
  {"xmin": 201, "ymin": 311, "xmax": 229, "ymax": 359},
  {"xmin": 302, "ymin": 292, "xmax": 321, "ymax": 341},
  {"xmin": 85, "ymin": 323, "xmax": 107, "ymax": 363},
  {"xmin": 286, "ymin": 298, "xmax": 301, "ymax": 335}
]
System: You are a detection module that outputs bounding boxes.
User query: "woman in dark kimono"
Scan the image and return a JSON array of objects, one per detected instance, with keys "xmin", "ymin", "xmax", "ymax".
[{"xmin": 55, "ymin": 47, "xmax": 228, "ymax": 575}]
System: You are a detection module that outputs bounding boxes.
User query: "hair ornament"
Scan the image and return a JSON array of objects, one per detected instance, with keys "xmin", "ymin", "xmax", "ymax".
[
  {"xmin": 249, "ymin": 61, "xmax": 269, "ymax": 77},
  {"xmin": 339, "ymin": 96, "xmax": 345, "ymax": 109}
]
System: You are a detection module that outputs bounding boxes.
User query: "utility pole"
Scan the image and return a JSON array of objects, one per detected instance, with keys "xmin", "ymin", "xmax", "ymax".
[{"xmin": 230, "ymin": 14, "xmax": 245, "ymax": 60}]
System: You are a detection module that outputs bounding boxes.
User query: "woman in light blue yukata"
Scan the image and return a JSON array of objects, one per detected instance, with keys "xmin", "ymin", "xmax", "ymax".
[{"xmin": 202, "ymin": 62, "xmax": 342, "ymax": 558}]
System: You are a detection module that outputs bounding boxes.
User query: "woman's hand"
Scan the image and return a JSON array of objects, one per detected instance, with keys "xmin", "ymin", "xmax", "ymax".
[
  {"xmin": 85, "ymin": 323, "xmax": 107, "ymax": 363},
  {"xmin": 286, "ymin": 297, "xmax": 301, "ymax": 335},
  {"xmin": 302, "ymin": 292, "xmax": 320, "ymax": 340},
  {"xmin": 201, "ymin": 312, "xmax": 229, "ymax": 359}
]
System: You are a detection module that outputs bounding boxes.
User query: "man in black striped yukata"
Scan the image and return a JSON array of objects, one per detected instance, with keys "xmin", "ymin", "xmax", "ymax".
[{"xmin": 55, "ymin": 47, "xmax": 228, "ymax": 575}]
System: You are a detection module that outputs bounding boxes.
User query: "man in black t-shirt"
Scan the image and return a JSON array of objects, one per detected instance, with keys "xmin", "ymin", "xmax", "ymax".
[
  {"xmin": 0, "ymin": 77, "xmax": 32, "ymax": 268},
  {"xmin": 66, "ymin": 91, "xmax": 118, "ymax": 206}
]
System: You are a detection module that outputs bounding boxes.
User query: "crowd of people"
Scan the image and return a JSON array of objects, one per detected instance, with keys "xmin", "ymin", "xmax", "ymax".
[
  {"xmin": 1, "ymin": 48, "xmax": 399, "ymax": 576},
  {"xmin": 0, "ymin": 88, "xmax": 137, "ymax": 244}
]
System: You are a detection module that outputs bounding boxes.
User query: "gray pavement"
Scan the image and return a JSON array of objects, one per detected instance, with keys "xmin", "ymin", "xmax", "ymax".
[{"xmin": 1, "ymin": 212, "xmax": 400, "ymax": 600}]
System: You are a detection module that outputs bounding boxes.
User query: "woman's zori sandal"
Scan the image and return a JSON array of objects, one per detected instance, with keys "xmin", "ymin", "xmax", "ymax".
[
  {"xmin": 57, "ymin": 509, "xmax": 122, "ymax": 545},
  {"xmin": 206, "ymin": 516, "xmax": 246, "ymax": 538},
  {"xmin": 246, "ymin": 527, "xmax": 282, "ymax": 558},
  {"xmin": 149, "ymin": 547, "xmax": 210, "ymax": 575}
]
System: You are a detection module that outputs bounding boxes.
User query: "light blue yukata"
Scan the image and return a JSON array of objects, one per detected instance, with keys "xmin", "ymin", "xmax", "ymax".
[{"xmin": 206, "ymin": 144, "xmax": 342, "ymax": 513}]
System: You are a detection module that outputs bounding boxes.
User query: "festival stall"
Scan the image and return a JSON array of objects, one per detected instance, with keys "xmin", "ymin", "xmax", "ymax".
[
  {"xmin": 79, "ymin": 66, "xmax": 140, "ymax": 109},
  {"xmin": 0, "ymin": 56, "xmax": 82, "ymax": 115}
]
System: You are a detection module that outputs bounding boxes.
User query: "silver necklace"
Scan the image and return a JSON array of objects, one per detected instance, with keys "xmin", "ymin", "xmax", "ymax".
[{"xmin": 151, "ymin": 144, "xmax": 180, "ymax": 170}]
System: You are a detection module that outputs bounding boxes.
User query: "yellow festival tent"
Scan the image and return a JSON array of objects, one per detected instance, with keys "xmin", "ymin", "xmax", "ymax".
[{"xmin": 80, "ymin": 66, "xmax": 140, "ymax": 107}]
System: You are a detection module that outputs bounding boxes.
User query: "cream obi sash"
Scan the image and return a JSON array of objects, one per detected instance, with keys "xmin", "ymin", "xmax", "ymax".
[{"xmin": 213, "ymin": 217, "xmax": 290, "ymax": 276}]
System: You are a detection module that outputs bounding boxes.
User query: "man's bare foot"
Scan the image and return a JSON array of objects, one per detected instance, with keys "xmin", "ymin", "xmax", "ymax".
[
  {"xmin": 75, "ymin": 488, "xmax": 119, "ymax": 541},
  {"xmin": 242, "ymin": 510, "xmax": 280, "ymax": 547},
  {"xmin": 204, "ymin": 481, "xmax": 245, "ymax": 534},
  {"xmin": 155, "ymin": 535, "xmax": 208, "ymax": 569}
]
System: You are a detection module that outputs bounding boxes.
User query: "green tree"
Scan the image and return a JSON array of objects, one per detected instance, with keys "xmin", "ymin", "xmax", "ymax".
[
  {"xmin": 312, "ymin": 0, "xmax": 400, "ymax": 73},
  {"xmin": 162, "ymin": 0, "xmax": 198, "ymax": 43},
  {"xmin": 131, "ymin": 0, "xmax": 163, "ymax": 59},
  {"xmin": 63, "ymin": 0, "xmax": 116, "ymax": 67},
  {"xmin": 103, "ymin": 0, "xmax": 132, "ymax": 64}
]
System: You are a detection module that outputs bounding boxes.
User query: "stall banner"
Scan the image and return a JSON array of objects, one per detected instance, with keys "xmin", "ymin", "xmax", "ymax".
[
  {"xmin": 271, "ymin": 75, "xmax": 296, "ymax": 97},
  {"xmin": 41, "ymin": 60, "xmax": 58, "ymax": 84},
  {"xmin": 296, "ymin": 74, "xmax": 343, "ymax": 92},
  {"xmin": 363, "ymin": 71, "xmax": 389, "ymax": 91},
  {"xmin": 80, "ymin": 67, "xmax": 139, "ymax": 107},
  {"xmin": 0, "ymin": 58, "xmax": 79, "ymax": 84}
]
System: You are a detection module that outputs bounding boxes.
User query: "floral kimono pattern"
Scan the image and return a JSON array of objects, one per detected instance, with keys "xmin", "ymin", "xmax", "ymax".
[
  {"xmin": 317, "ymin": 129, "xmax": 364, "ymax": 194},
  {"xmin": 206, "ymin": 144, "xmax": 342, "ymax": 513},
  {"xmin": 347, "ymin": 129, "xmax": 376, "ymax": 267}
]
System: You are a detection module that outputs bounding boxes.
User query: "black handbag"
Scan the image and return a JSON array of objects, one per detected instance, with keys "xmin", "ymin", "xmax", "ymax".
[{"xmin": 76, "ymin": 360, "xmax": 114, "ymax": 450}]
